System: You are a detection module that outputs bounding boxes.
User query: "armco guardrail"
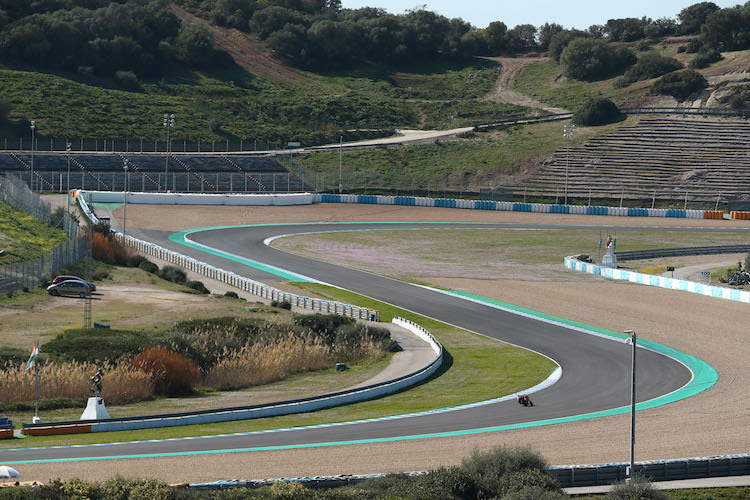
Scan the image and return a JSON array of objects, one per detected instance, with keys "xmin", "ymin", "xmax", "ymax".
[
  {"xmin": 616, "ymin": 244, "xmax": 750, "ymax": 261},
  {"xmin": 316, "ymin": 193, "xmax": 713, "ymax": 219},
  {"xmin": 551, "ymin": 453, "xmax": 750, "ymax": 488},
  {"xmin": 564, "ymin": 256, "xmax": 750, "ymax": 304},
  {"xmin": 76, "ymin": 191, "xmax": 379, "ymax": 321},
  {"xmin": 80, "ymin": 190, "xmax": 314, "ymax": 206},
  {"xmin": 23, "ymin": 317, "xmax": 442, "ymax": 435},
  {"xmin": 621, "ymin": 106, "xmax": 750, "ymax": 118}
]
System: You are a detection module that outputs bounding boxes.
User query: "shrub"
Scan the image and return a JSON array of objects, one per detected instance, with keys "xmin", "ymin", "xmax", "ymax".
[
  {"xmin": 41, "ymin": 328, "xmax": 150, "ymax": 363},
  {"xmin": 573, "ymin": 98, "xmax": 623, "ymax": 126},
  {"xmin": 459, "ymin": 445, "xmax": 549, "ymax": 499},
  {"xmin": 615, "ymin": 53, "xmax": 683, "ymax": 87},
  {"xmin": 139, "ymin": 259, "xmax": 159, "ymax": 274},
  {"xmin": 548, "ymin": 31, "xmax": 590, "ymax": 62},
  {"xmin": 689, "ymin": 48, "xmax": 722, "ymax": 68},
  {"xmin": 186, "ymin": 280, "xmax": 210, "ymax": 294},
  {"xmin": 127, "ymin": 254, "xmax": 149, "ymax": 268},
  {"xmin": 271, "ymin": 299, "xmax": 291, "ymax": 309},
  {"xmin": 159, "ymin": 265, "xmax": 187, "ymax": 284},
  {"xmin": 359, "ymin": 468, "xmax": 477, "ymax": 500},
  {"xmin": 294, "ymin": 314, "xmax": 355, "ymax": 340},
  {"xmin": 677, "ymin": 45, "xmax": 687, "ymax": 53},
  {"xmin": 131, "ymin": 346, "xmax": 200, "ymax": 396},
  {"xmin": 114, "ymin": 70, "xmax": 139, "ymax": 90},
  {"xmin": 650, "ymin": 69, "xmax": 708, "ymax": 100},
  {"xmin": 606, "ymin": 474, "xmax": 668, "ymax": 499},
  {"xmin": 686, "ymin": 37, "xmax": 702, "ymax": 53},
  {"xmin": 0, "ymin": 346, "xmax": 30, "ymax": 367},
  {"xmin": 496, "ymin": 469, "xmax": 562, "ymax": 497},
  {"xmin": 500, "ymin": 485, "xmax": 568, "ymax": 500},
  {"xmin": 560, "ymin": 38, "xmax": 636, "ymax": 81},
  {"xmin": 224, "ymin": 291, "xmax": 239, "ymax": 299}
]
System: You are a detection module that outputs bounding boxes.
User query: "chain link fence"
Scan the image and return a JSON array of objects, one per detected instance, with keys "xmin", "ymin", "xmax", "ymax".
[{"xmin": 0, "ymin": 174, "xmax": 84, "ymax": 294}]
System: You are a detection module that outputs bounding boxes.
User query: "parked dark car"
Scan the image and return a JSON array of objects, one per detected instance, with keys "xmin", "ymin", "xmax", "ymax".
[
  {"xmin": 52, "ymin": 275, "xmax": 96, "ymax": 292},
  {"xmin": 47, "ymin": 280, "xmax": 94, "ymax": 298}
]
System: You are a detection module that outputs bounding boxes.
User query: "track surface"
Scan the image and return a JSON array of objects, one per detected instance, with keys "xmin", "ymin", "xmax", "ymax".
[{"xmin": 2, "ymin": 221, "xmax": 725, "ymax": 463}]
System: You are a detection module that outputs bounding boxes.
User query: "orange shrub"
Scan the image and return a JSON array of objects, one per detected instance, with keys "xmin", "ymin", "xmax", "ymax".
[{"xmin": 131, "ymin": 346, "xmax": 200, "ymax": 396}]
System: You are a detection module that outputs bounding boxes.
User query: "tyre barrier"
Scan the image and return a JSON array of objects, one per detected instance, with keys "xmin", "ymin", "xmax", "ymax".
[
  {"xmin": 22, "ymin": 317, "xmax": 442, "ymax": 435},
  {"xmin": 730, "ymin": 211, "xmax": 750, "ymax": 220},
  {"xmin": 564, "ymin": 256, "xmax": 750, "ymax": 304},
  {"xmin": 76, "ymin": 192, "xmax": 380, "ymax": 322},
  {"xmin": 314, "ymin": 193, "xmax": 717, "ymax": 219}
]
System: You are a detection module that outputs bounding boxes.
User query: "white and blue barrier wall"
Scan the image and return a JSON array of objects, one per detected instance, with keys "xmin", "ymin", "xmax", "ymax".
[
  {"xmin": 564, "ymin": 256, "xmax": 750, "ymax": 304},
  {"xmin": 317, "ymin": 194, "xmax": 716, "ymax": 219}
]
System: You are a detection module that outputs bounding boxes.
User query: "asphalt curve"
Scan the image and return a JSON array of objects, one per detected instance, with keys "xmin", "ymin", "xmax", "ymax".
[{"xmin": 1, "ymin": 221, "xmax": 718, "ymax": 463}]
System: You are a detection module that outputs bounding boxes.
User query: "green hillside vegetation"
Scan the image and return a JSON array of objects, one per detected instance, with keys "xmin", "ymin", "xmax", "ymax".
[
  {"xmin": 0, "ymin": 202, "xmax": 68, "ymax": 265},
  {"xmin": 284, "ymin": 118, "xmax": 638, "ymax": 193}
]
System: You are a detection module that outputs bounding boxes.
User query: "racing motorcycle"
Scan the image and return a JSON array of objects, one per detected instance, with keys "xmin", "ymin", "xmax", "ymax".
[{"xmin": 516, "ymin": 394, "xmax": 533, "ymax": 407}]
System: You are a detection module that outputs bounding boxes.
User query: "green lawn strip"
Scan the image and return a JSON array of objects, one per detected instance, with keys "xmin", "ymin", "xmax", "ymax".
[
  {"xmin": 0, "ymin": 201, "xmax": 68, "ymax": 265},
  {"xmin": 4, "ymin": 283, "xmax": 555, "ymax": 448},
  {"xmin": 578, "ymin": 486, "xmax": 750, "ymax": 499}
]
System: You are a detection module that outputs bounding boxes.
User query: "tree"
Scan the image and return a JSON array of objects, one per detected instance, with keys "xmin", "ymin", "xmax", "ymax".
[
  {"xmin": 700, "ymin": 6, "xmax": 750, "ymax": 51},
  {"xmin": 506, "ymin": 24, "xmax": 537, "ymax": 53},
  {"xmin": 644, "ymin": 17, "xmax": 678, "ymax": 39},
  {"xmin": 175, "ymin": 21, "xmax": 215, "ymax": 67},
  {"xmin": 650, "ymin": 69, "xmax": 708, "ymax": 100},
  {"xmin": 0, "ymin": 97, "xmax": 10, "ymax": 125},
  {"xmin": 249, "ymin": 6, "xmax": 304, "ymax": 39},
  {"xmin": 560, "ymin": 38, "xmax": 636, "ymax": 81},
  {"xmin": 483, "ymin": 21, "xmax": 507, "ymax": 55},
  {"xmin": 307, "ymin": 19, "xmax": 363, "ymax": 66},
  {"xmin": 678, "ymin": 1, "xmax": 719, "ymax": 34},
  {"xmin": 266, "ymin": 23, "xmax": 308, "ymax": 65},
  {"xmin": 573, "ymin": 98, "xmax": 622, "ymax": 126},
  {"xmin": 548, "ymin": 29, "xmax": 589, "ymax": 62},
  {"xmin": 616, "ymin": 53, "xmax": 683, "ymax": 87},
  {"xmin": 537, "ymin": 22, "xmax": 563, "ymax": 51},
  {"xmin": 604, "ymin": 17, "xmax": 646, "ymax": 41}
]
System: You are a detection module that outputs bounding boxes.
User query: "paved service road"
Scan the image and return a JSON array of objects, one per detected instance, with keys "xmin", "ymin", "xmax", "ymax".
[{"xmin": 1, "ymin": 221, "xmax": 710, "ymax": 463}]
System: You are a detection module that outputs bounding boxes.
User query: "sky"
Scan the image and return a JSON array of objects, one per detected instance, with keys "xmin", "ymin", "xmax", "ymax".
[{"xmin": 340, "ymin": 0, "xmax": 742, "ymax": 29}]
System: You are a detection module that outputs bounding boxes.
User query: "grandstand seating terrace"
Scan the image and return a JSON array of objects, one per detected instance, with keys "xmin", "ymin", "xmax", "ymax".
[{"xmin": 518, "ymin": 117, "xmax": 750, "ymax": 201}]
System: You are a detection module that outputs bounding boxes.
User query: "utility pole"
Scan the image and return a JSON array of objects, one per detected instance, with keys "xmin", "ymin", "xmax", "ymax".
[
  {"xmin": 626, "ymin": 329, "xmax": 637, "ymax": 482},
  {"xmin": 339, "ymin": 136, "xmax": 343, "ymax": 194},
  {"xmin": 163, "ymin": 113, "xmax": 175, "ymax": 192},
  {"xmin": 563, "ymin": 123, "xmax": 575, "ymax": 205}
]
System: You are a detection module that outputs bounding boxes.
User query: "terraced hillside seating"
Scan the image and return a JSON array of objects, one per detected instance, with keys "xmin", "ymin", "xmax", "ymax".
[
  {"xmin": 227, "ymin": 156, "xmax": 287, "ymax": 172},
  {"xmin": 517, "ymin": 117, "xmax": 750, "ymax": 201},
  {"xmin": 0, "ymin": 154, "xmax": 23, "ymax": 171},
  {"xmin": 178, "ymin": 155, "xmax": 237, "ymax": 172},
  {"xmin": 121, "ymin": 155, "xmax": 167, "ymax": 172},
  {"xmin": 13, "ymin": 154, "xmax": 69, "ymax": 171}
]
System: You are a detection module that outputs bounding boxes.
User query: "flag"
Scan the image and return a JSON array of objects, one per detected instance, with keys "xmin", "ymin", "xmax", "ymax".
[
  {"xmin": 599, "ymin": 231, "xmax": 602, "ymax": 249},
  {"xmin": 25, "ymin": 341, "xmax": 39, "ymax": 371}
]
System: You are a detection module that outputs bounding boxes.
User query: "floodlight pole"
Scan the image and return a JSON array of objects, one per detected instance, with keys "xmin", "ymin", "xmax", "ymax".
[
  {"xmin": 626, "ymin": 329, "xmax": 637, "ymax": 481},
  {"xmin": 123, "ymin": 159, "xmax": 129, "ymax": 237},
  {"xmin": 30, "ymin": 120, "xmax": 36, "ymax": 191},
  {"xmin": 339, "ymin": 136, "xmax": 343, "ymax": 194},
  {"xmin": 563, "ymin": 123, "xmax": 575, "ymax": 205},
  {"xmin": 66, "ymin": 143, "xmax": 72, "ymax": 215},
  {"xmin": 163, "ymin": 113, "xmax": 175, "ymax": 192}
]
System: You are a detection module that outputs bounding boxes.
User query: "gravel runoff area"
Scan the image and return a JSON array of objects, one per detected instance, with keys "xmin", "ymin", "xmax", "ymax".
[{"xmin": 16, "ymin": 202, "xmax": 749, "ymax": 483}]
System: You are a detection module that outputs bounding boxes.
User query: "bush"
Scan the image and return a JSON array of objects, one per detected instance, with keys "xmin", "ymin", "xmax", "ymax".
[
  {"xmin": 127, "ymin": 254, "xmax": 149, "ymax": 268},
  {"xmin": 573, "ymin": 98, "xmax": 623, "ymax": 126},
  {"xmin": 186, "ymin": 280, "xmax": 210, "ymax": 294},
  {"xmin": 114, "ymin": 70, "xmax": 139, "ymax": 90},
  {"xmin": 560, "ymin": 38, "xmax": 636, "ymax": 81},
  {"xmin": 41, "ymin": 328, "xmax": 150, "ymax": 363},
  {"xmin": 650, "ymin": 69, "xmax": 708, "ymax": 100},
  {"xmin": 131, "ymin": 346, "xmax": 200, "ymax": 396},
  {"xmin": 359, "ymin": 468, "xmax": 477, "ymax": 500},
  {"xmin": 677, "ymin": 45, "xmax": 687, "ymax": 53},
  {"xmin": 615, "ymin": 53, "xmax": 683, "ymax": 87},
  {"xmin": 271, "ymin": 299, "xmax": 291, "ymax": 309},
  {"xmin": 139, "ymin": 259, "xmax": 159, "ymax": 274},
  {"xmin": 686, "ymin": 37, "xmax": 702, "ymax": 53},
  {"xmin": 500, "ymin": 485, "xmax": 568, "ymax": 500},
  {"xmin": 459, "ymin": 445, "xmax": 549, "ymax": 498},
  {"xmin": 224, "ymin": 291, "xmax": 239, "ymax": 299},
  {"xmin": 294, "ymin": 314, "xmax": 355, "ymax": 340},
  {"xmin": 689, "ymin": 48, "xmax": 722, "ymax": 68},
  {"xmin": 159, "ymin": 265, "xmax": 187, "ymax": 284},
  {"xmin": 606, "ymin": 474, "xmax": 668, "ymax": 499},
  {"xmin": 496, "ymin": 469, "xmax": 562, "ymax": 497}
]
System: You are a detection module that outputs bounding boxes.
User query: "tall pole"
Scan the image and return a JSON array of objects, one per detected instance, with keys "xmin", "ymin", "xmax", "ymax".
[
  {"xmin": 66, "ymin": 143, "xmax": 71, "ymax": 215},
  {"xmin": 563, "ymin": 123, "xmax": 575, "ymax": 205},
  {"xmin": 34, "ymin": 340, "xmax": 39, "ymax": 422},
  {"xmin": 123, "ymin": 159, "xmax": 129, "ymax": 237},
  {"xmin": 626, "ymin": 329, "xmax": 637, "ymax": 481},
  {"xmin": 339, "ymin": 136, "xmax": 343, "ymax": 194},
  {"xmin": 163, "ymin": 113, "xmax": 174, "ymax": 192},
  {"xmin": 30, "ymin": 120, "xmax": 36, "ymax": 191}
]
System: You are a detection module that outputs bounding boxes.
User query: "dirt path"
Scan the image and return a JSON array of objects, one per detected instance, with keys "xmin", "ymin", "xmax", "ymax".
[
  {"xmin": 170, "ymin": 5, "xmax": 313, "ymax": 86},
  {"xmin": 480, "ymin": 56, "xmax": 570, "ymax": 114}
]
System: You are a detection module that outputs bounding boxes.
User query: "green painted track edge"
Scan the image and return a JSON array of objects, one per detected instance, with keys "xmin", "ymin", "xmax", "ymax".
[{"xmin": 5, "ymin": 222, "xmax": 711, "ymax": 464}]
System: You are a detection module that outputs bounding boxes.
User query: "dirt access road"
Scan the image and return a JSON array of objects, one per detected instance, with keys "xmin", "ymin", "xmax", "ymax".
[{"xmin": 481, "ymin": 56, "xmax": 570, "ymax": 114}]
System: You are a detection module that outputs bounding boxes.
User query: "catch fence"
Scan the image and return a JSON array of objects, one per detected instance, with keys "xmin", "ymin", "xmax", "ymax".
[{"xmin": 0, "ymin": 174, "xmax": 84, "ymax": 294}]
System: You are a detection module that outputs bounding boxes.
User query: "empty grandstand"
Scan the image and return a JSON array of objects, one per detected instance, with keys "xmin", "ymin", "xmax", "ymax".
[
  {"xmin": 0, "ymin": 152, "xmax": 306, "ymax": 193},
  {"xmin": 516, "ymin": 117, "xmax": 750, "ymax": 202}
]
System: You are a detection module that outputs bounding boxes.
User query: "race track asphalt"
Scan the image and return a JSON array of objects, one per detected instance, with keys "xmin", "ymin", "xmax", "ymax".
[{"xmin": 2, "ymin": 221, "xmax": 728, "ymax": 463}]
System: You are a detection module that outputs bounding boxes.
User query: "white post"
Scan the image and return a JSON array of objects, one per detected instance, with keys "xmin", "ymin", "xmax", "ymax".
[
  {"xmin": 339, "ymin": 136, "xmax": 343, "ymax": 194},
  {"xmin": 626, "ymin": 329, "xmax": 636, "ymax": 482}
]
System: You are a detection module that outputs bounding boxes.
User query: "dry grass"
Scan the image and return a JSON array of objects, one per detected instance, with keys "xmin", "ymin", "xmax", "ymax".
[{"xmin": 0, "ymin": 361, "xmax": 153, "ymax": 406}]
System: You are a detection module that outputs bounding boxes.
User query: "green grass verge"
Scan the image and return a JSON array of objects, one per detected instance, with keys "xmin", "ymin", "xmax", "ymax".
[
  {"xmin": 4, "ymin": 284, "xmax": 555, "ymax": 448},
  {"xmin": 0, "ymin": 201, "xmax": 68, "ymax": 265},
  {"xmin": 579, "ymin": 486, "xmax": 750, "ymax": 499}
]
